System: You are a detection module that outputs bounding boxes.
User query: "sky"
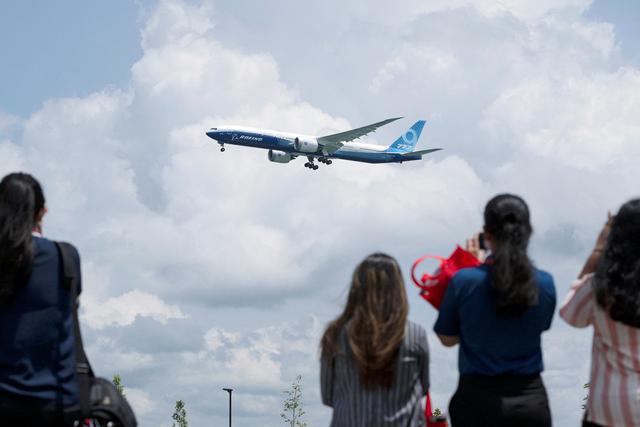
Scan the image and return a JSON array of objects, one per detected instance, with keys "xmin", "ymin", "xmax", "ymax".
[{"xmin": 0, "ymin": 0, "xmax": 639, "ymax": 425}]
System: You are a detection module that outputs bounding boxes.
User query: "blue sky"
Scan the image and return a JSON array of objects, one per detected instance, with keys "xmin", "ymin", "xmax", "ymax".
[
  {"xmin": 3, "ymin": 1, "xmax": 639, "ymax": 117},
  {"xmin": 1, "ymin": 1, "xmax": 640, "ymax": 426}
]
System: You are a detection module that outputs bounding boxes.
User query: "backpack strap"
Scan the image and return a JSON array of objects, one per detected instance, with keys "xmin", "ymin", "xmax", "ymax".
[{"xmin": 55, "ymin": 241, "xmax": 93, "ymax": 419}]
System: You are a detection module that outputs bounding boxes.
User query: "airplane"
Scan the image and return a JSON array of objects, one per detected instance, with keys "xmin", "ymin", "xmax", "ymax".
[{"xmin": 205, "ymin": 117, "xmax": 442, "ymax": 170}]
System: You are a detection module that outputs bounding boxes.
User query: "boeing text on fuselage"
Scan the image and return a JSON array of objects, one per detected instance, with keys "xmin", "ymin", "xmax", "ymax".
[{"xmin": 205, "ymin": 117, "xmax": 442, "ymax": 170}]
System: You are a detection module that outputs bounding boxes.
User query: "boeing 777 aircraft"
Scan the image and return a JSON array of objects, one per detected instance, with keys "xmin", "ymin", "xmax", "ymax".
[{"xmin": 205, "ymin": 117, "xmax": 441, "ymax": 170}]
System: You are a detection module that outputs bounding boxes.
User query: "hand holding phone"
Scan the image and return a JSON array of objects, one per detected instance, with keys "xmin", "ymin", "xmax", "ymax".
[{"xmin": 466, "ymin": 232, "xmax": 487, "ymax": 262}]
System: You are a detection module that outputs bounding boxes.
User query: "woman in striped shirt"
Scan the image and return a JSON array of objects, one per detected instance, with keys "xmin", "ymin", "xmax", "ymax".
[
  {"xmin": 560, "ymin": 199, "xmax": 640, "ymax": 427},
  {"xmin": 320, "ymin": 253, "xmax": 430, "ymax": 427}
]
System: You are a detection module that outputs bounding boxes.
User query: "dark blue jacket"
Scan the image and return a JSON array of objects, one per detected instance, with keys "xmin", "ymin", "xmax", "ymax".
[{"xmin": 0, "ymin": 236, "xmax": 80, "ymax": 408}]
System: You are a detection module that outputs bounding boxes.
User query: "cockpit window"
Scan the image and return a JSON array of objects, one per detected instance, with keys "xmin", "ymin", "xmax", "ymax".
[{"xmin": 210, "ymin": 127, "xmax": 218, "ymax": 130}]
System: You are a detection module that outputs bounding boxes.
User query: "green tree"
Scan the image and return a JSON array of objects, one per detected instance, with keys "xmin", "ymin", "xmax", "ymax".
[
  {"xmin": 281, "ymin": 375, "xmax": 306, "ymax": 427},
  {"xmin": 112, "ymin": 374, "xmax": 125, "ymax": 397},
  {"xmin": 582, "ymin": 383, "xmax": 590, "ymax": 410},
  {"xmin": 172, "ymin": 400, "xmax": 188, "ymax": 427}
]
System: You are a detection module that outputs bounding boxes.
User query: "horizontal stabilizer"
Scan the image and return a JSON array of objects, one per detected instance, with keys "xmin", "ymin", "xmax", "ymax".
[{"xmin": 402, "ymin": 148, "xmax": 443, "ymax": 156}]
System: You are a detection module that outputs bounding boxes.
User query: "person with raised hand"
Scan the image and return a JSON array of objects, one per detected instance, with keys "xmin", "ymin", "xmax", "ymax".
[
  {"xmin": 434, "ymin": 194, "xmax": 556, "ymax": 427},
  {"xmin": 560, "ymin": 199, "xmax": 640, "ymax": 427}
]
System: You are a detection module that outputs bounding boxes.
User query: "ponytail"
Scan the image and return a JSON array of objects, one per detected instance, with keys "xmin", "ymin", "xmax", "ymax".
[{"xmin": 484, "ymin": 194, "xmax": 537, "ymax": 316}]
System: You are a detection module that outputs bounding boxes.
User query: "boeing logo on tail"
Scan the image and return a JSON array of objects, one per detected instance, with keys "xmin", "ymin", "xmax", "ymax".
[{"xmin": 205, "ymin": 117, "xmax": 442, "ymax": 170}]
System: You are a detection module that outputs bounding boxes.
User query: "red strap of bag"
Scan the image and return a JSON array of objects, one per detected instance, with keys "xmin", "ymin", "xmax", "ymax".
[
  {"xmin": 411, "ymin": 255, "xmax": 446, "ymax": 291},
  {"xmin": 411, "ymin": 246, "xmax": 481, "ymax": 310}
]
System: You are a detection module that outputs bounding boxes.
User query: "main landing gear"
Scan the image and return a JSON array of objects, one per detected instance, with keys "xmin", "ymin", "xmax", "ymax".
[
  {"xmin": 219, "ymin": 143, "xmax": 225, "ymax": 152},
  {"xmin": 318, "ymin": 157, "xmax": 332, "ymax": 165},
  {"xmin": 304, "ymin": 156, "xmax": 319, "ymax": 170}
]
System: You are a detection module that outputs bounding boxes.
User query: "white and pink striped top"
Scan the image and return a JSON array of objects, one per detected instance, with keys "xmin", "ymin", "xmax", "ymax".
[{"xmin": 560, "ymin": 274, "xmax": 640, "ymax": 427}]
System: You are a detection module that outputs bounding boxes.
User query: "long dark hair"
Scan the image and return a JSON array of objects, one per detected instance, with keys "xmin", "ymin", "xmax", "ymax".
[
  {"xmin": 320, "ymin": 253, "xmax": 408, "ymax": 389},
  {"xmin": 484, "ymin": 194, "xmax": 538, "ymax": 316},
  {"xmin": 594, "ymin": 199, "xmax": 640, "ymax": 327},
  {"xmin": 0, "ymin": 173, "xmax": 44, "ymax": 305}
]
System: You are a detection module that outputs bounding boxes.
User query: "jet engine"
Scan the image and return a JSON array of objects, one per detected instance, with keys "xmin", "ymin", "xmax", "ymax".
[
  {"xmin": 268, "ymin": 149, "xmax": 293, "ymax": 163},
  {"xmin": 293, "ymin": 137, "xmax": 319, "ymax": 153}
]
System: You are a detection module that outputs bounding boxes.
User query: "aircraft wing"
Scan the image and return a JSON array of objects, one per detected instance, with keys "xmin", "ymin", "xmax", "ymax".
[
  {"xmin": 317, "ymin": 117, "xmax": 403, "ymax": 154},
  {"xmin": 401, "ymin": 148, "xmax": 443, "ymax": 156}
]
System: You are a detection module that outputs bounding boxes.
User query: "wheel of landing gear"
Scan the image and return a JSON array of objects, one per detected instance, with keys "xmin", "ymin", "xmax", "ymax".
[
  {"xmin": 327, "ymin": 160, "xmax": 332, "ymax": 165},
  {"xmin": 221, "ymin": 147, "xmax": 225, "ymax": 152},
  {"xmin": 313, "ymin": 165, "xmax": 319, "ymax": 170}
]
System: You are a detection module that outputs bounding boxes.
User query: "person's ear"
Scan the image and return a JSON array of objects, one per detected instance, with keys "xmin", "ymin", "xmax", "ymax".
[{"xmin": 36, "ymin": 205, "xmax": 47, "ymax": 223}]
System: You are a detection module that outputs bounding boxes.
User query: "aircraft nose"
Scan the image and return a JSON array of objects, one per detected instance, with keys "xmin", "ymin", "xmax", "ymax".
[{"xmin": 206, "ymin": 129, "xmax": 218, "ymax": 139}]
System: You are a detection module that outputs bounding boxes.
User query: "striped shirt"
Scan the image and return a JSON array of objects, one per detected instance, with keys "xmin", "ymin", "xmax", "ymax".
[
  {"xmin": 320, "ymin": 321, "xmax": 429, "ymax": 427},
  {"xmin": 560, "ymin": 274, "xmax": 640, "ymax": 426}
]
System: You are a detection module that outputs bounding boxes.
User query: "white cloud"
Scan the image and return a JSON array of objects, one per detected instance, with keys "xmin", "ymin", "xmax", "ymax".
[
  {"xmin": 2, "ymin": 0, "xmax": 639, "ymax": 425},
  {"xmin": 82, "ymin": 290, "xmax": 186, "ymax": 330},
  {"xmin": 125, "ymin": 388, "xmax": 157, "ymax": 417},
  {"xmin": 0, "ymin": 141, "xmax": 24, "ymax": 176},
  {"xmin": 484, "ymin": 67, "xmax": 640, "ymax": 172}
]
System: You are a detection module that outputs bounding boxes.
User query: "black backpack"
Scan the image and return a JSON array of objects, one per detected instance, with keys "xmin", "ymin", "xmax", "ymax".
[{"xmin": 56, "ymin": 242, "xmax": 138, "ymax": 427}]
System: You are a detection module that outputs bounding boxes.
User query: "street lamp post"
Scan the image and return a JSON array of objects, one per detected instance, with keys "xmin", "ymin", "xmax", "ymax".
[{"xmin": 222, "ymin": 388, "xmax": 233, "ymax": 427}]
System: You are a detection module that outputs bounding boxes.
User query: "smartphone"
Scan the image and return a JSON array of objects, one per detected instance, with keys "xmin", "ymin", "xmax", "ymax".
[{"xmin": 478, "ymin": 232, "xmax": 486, "ymax": 250}]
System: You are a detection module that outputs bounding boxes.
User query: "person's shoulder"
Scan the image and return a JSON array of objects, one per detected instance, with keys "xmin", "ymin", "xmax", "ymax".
[
  {"xmin": 405, "ymin": 321, "xmax": 428, "ymax": 347},
  {"xmin": 452, "ymin": 264, "xmax": 489, "ymax": 286},
  {"xmin": 33, "ymin": 235, "xmax": 57, "ymax": 253},
  {"xmin": 36, "ymin": 237, "xmax": 81, "ymax": 263},
  {"xmin": 406, "ymin": 320, "xmax": 427, "ymax": 337},
  {"xmin": 534, "ymin": 268, "xmax": 555, "ymax": 291}
]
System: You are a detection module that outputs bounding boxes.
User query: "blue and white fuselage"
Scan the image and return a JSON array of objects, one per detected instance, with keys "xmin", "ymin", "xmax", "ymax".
[{"xmin": 205, "ymin": 117, "xmax": 441, "ymax": 170}]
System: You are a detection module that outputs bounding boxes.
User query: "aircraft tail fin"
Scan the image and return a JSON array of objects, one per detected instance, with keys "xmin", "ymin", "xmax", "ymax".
[{"xmin": 385, "ymin": 120, "xmax": 426, "ymax": 153}]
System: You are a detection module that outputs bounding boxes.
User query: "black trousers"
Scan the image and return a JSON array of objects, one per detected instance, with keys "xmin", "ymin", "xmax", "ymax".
[
  {"xmin": 0, "ymin": 391, "xmax": 79, "ymax": 427},
  {"xmin": 449, "ymin": 374, "xmax": 552, "ymax": 427}
]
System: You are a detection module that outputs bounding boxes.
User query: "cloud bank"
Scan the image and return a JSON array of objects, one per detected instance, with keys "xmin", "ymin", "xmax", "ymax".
[{"xmin": 1, "ymin": 0, "xmax": 638, "ymax": 425}]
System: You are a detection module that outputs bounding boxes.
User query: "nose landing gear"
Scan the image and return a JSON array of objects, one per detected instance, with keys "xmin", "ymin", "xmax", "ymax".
[{"xmin": 219, "ymin": 143, "xmax": 225, "ymax": 152}]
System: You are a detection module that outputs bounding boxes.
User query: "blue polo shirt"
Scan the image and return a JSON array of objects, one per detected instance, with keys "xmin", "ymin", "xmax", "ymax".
[
  {"xmin": 0, "ymin": 236, "xmax": 79, "ymax": 408},
  {"xmin": 434, "ymin": 263, "xmax": 556, "ymax": 376}
]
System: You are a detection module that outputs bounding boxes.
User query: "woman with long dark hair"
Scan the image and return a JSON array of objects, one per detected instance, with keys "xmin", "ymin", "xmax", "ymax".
[
  {"xmin": 561, "ymin": 199, "xmax": 640, "ymax": 426},
  {"xmin": 434, "ymin": 194, "xmax": 556, "ymax": 426},
  {"xmin": 0, "ymin": 172, "xmax": 81, "ymax": 426},
  {"xmin": 320, "ymin": 253, "xmax": 430, "ymax": 426}
]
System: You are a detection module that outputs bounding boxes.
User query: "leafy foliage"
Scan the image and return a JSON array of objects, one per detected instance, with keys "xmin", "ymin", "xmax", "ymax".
[
  {"xmin": 172, "ymin": 400, "xmax": 188, "ymax": 427},
  {"xmin": 281, "ymin": 375, "xmax": 307, "ymax": 427},
  {"xmin": 582, "ymin": 383, "xmax": 590, "ymax": 410},
  {"xmin": 112, "ymin": 374, "xmax": 125, "ymax": 397}
]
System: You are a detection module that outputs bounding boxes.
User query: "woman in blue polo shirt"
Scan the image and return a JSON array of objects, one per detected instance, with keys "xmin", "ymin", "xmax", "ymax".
[
  {"xmin": 434, "ymin": 194, "xmax": 556, "ymax": 427},
  {"xmin": 0, "ymin": 173, "xmax": 80, "ymax": 426}
]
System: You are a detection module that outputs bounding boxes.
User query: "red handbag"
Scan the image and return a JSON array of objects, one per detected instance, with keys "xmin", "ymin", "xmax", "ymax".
[
  {"xmin": 412, "ymin": 246, "xmax": 481, "ymax": 426},
  {"xmin": 411, "ymin": 246, "xmax": 481, "ymax": 310}
]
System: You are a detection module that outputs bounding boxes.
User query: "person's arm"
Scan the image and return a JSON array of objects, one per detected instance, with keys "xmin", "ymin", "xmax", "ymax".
[
  {"xmin": 437, "ymin": 335, "xmax": 460, "ymax": 347},
  {"xmin": 433, "ymin": 278, "xmax": 461, "ymax": 347},
  {"xmin": 559, "ymin": 275, "xmax": 595, "ymax": 328},
  {"xmin": 579, "ymin": 213, "xmax": 614, "ymax": 278},
  {"xmin": 320, "ymin": 355, "xmax": 334, "ymax": 407}
]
